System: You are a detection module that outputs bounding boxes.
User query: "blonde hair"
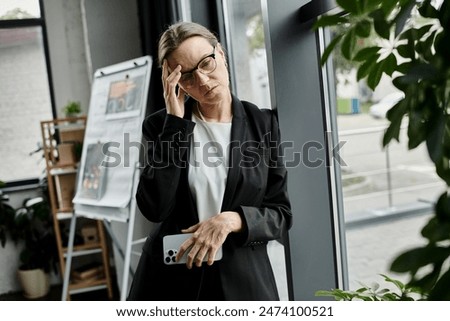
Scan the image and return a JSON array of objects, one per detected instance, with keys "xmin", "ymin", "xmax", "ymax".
[{"xmin": 158, "ymin": 21, "xmax": 219, "ymax": 67}]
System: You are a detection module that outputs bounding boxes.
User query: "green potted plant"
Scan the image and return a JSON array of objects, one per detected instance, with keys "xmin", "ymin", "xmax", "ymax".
[
  {"xmin": 0, "ymin": 180, "xmax": 58, "ymax": 299},
  {"xmin": 314, "ymin": 0, "xmax": 450, "ymax": 300},
  {"xmin": 316, "ymin": 274, "xmax": 424, "ymax": 301},
  {"xmin": 63, "ymin": 101, "xmax": 82, "ymax": 118},
  {"xmin": 15, "ymin": 194, "xmax": 58, "ymax": 299}
]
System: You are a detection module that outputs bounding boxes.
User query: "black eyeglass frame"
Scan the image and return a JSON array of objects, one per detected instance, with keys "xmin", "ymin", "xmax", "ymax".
[{"xmin": 178, "ymin": 46, "xmax": 216, "ymax": 88}]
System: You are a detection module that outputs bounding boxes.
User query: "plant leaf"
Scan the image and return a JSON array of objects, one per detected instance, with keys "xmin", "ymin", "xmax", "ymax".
[
  {"xmin": 409, "ymin": 264, "xmax": 442, "ymax": 295},
  {"xmin": 396, "ymin": 44, "xmax": 413, "ymax": 59},
  {"xmin": 408, "ymin": 110, "xmax": 427, "ymax": 149},
  {"xmin": 367, "ymin": 59, "xmax": 383, "ymax": 89},
  {"xmin": 433, "ymin": 192, "xmax": 450, "ymax": 221},
  {"xmin": 395, "ymin": 62, "xmax": 412, "ymax": 75},
  {"xmin": 405, "ymin": 24, "xmax": 434, "ymax": 41},
  {"xmin": 321, "ymin": 34, "xmax": 344, "ymax": 66},
  {"xmin": 341, "ymin": 28, "xmax": 356, "ymax": 60},
  {"xmin": 418, "ymin": 0, "xmax": 439, "ymax": 19},
  {"xmin": 426, "ymin": 112, "xmax": 445, "ymax": 162},
  {"xmin": 383, "ymin": 53, "xmax": 398, "ymax": 76},
  {"xmin": 382, "ymin": 293, "xmax": 399, "ymax": 300},
  {"xmin": 371, "ymin": 9, "xmax": 391, "ymax": 39},
  {"xmin": 390, "ymin": 246, "xmax": 450, "ymax": 273},
  {"xmin": 428, "ymin": 269, "xmax": 450, "ymax": 300},
  {"xmin": 421, "ymin": 217, "xmax": 450, "ymax": 243},
  {"xmin": 435, "ymin": 156, "xmax": 450, "ymax": 186},
  {"xmin": 355, "ymin": 19, "xmax": 372, "ymax": 37},
  {"xmin": 356, "ymin": 287, "xmax": 369, "ymax": 293},
  {"xmin": 315, "ymin": 290, "xmax": 335, "ymax": 297},
  {"xmin": 353, "ymin": 46, "xmax": 380, "ymax": 62},
  {"xmin": 383, "ymin": 114, "xmax": 403, "ymax": 147},
  {"xmin": 357, "ymin": 56, "xmax": 378, "ymax": 80},
  {"xmin": 381, "ymin": 0, "xmax": 399, "ymax": 16},
  {"xmin": 0, "ymin": 231, "xmax": 6, "ymax": 248},
  {"xmin": 381, "ymin": 274, "xmax": 405, "ymax": 291},
  {"xmin": 418, "ymin": 30, "xmax": 437, "ymax": 61},
  {"xmin": 437, "ymin": 0, "xmax": 450, "ymax": 27},
  {"xmin": 362, "ymin": 0, "xmax": 384, "ymax": 14},
  {"xmin": 442, "ymin": 122, "xmax": 450, "ymax": 159},
  {"xmin": 314, "ymin": 14, "xmax": 349, "ymax": 29},
  {"xmin": 402, "ymin": 63, "xmax": 438, "ymax": 83},
  {"xmin": 336, "ymin": 0, "xmax": 359, "ymax": 14}
]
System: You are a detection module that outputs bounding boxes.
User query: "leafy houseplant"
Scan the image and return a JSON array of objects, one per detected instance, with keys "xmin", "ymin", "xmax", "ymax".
[
  {"xmin": 315, "ymin": 0, "xmax": 450, "ymax": 300},
  {"xmin": 0, "ymin": 180, "xmax": 58, "ymax": 298},
  {"xmin": 14, "ymin": 196, "xmax": 58, "ymax": 273},
  {"xmin": 316, "ymin": 274, "xmax": 424, "ymax": 301},
  {"xmin": 63, "ymin": 101, "xmax": 82, "ymax": 118}
]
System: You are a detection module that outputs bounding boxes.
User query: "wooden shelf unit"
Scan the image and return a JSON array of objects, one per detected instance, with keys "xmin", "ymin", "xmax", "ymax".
[{"xmin": 40, "ymin": 117, "xmax": 113, "ymax": 300}]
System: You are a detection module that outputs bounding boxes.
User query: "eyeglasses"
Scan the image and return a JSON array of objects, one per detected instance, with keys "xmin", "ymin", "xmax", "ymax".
[{"xmin": 178, "ymin": 46, "xmax": 216, "ymax": 89}]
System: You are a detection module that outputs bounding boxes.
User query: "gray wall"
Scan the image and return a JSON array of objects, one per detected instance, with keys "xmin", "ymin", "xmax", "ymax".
[
  {"xmin": 43, "ymin": 0, "xmax": 143, "ymax": 116},
  {"xmin": 82, "ymin": 0, "xmax": 142, "ymax": 74},
  {"xmin": 44, "ymin": 0, "xmax": 91, "ymax": 116},
  {"xmin": 263, "ymin": 0, "xmax": 346, "ymax": 299}
]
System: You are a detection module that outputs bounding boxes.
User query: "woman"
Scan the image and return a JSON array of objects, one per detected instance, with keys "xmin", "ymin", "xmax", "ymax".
[{"xmin": 128, "ymin": 21, "xmax": 292, "ymax": 301}]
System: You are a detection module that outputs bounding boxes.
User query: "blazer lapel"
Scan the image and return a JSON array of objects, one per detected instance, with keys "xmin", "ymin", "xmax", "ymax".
[
  {"xmin": 221, "ymin": 95, "xmax": 246, "ymax": 211},
  {"xmin": 182, "ymin": 100, "xmax": 199, "ymax": 222}
]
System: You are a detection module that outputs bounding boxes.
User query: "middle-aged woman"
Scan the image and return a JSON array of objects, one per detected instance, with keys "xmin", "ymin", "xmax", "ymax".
[{"xmin": 128, "ymin": 21, "xmax": 292, "ymax": 301}]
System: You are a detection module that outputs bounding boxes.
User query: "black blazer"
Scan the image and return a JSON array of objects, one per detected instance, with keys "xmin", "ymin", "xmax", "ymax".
[{"xmin": 128, "ymin": 95, "xmax": 292, "ymax": 300}]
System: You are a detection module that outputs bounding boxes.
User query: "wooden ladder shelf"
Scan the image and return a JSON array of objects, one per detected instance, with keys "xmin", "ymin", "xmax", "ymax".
[{"xmin": 40, "ymin": 117, "xmax": 113, "ymax": 300}]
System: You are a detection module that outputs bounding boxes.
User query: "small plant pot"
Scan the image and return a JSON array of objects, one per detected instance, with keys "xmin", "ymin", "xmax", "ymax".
[{"xmin": 17, "ymin": 268, "xmax": 50, "ymax": 299}]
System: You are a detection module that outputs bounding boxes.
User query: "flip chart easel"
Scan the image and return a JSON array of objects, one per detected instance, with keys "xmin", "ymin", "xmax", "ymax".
[{"xmin": 62, "ymin": 56, "xmax": 152, "ymax": 301}]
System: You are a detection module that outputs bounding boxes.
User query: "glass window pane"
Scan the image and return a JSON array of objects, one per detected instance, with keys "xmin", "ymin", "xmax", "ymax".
[
  {"xmin": 0, "ymin": 27, "xmax": 52, "ymax": 182},
  {"xmin": 323, "ymin": 23, "xmax": 444, "ymax": 290},
  {"xmin": 0, "ymin": 0, "xmax": 40, "ymax": 20},
  {"xmin": 225, "ymin": 0, "xmax": 271, "ymax": 109}
]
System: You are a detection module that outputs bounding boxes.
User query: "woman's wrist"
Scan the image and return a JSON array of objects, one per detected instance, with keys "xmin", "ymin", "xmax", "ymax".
[{"xmin": 220, "ymin": 211, "xmax": 244, "ymax": 233}]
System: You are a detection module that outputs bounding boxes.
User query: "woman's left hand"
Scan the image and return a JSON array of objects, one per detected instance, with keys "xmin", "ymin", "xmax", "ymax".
[{"xmin": 176, "ymin": 211, "xmax": 243, "ymax": 269}]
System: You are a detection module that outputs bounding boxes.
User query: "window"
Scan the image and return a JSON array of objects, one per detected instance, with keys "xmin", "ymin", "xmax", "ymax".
[
  {"xmin": 320, "ymin": 20, "xmax": 442, "ymax": 289},
  {"xmin": 0, "ymin": 0, "xmax": 40, "ymax": 19},
  {"xmin": 0, "ymin": 0, "xmax": 54, "ymax": 184},
  {"xmin": 223, "ymin": 0, "xmax": 271, "ymax": 109}
]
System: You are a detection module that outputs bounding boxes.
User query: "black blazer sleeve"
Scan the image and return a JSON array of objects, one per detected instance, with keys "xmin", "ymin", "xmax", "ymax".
[
  {"xmin": 136, "ymin": 112, "xmax": 195, "ymax": 222},
  {"xmin": 237, "ymin": 110, "xmax": 293, "ymax": 246}
]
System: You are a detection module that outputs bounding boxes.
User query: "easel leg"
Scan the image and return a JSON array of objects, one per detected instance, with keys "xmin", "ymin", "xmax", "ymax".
[
  {"xmin": 120, "ymin": 204, "xmax": 136, "ymax": 301},
  {"xmin": 103, "ymin": 220, "xmax": 134, "ymax": 300},
  {"xmin": 61, "ymin": 212, "xmax": 77, "ymax": 300}
]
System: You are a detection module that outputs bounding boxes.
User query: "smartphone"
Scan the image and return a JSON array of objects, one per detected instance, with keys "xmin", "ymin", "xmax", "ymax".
[{"xmin": 162, "ymin": 233, "xmax": 223, "ymax": 265}]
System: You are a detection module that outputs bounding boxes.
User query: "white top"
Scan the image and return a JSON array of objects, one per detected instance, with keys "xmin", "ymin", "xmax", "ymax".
[{"xmin": 188, "ymin": 113, "xmax": 232, "ymax": 222}]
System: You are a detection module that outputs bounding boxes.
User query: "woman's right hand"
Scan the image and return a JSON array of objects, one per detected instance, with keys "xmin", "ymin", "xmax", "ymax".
[{"xmin": 162, "ymin": 60, "xmax": 186, "ymax": 118}]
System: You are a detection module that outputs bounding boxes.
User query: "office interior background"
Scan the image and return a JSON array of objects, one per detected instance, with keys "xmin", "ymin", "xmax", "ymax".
[{"xmin": 0, "ymin": 0, "xmax": 441, "ymax": 300}]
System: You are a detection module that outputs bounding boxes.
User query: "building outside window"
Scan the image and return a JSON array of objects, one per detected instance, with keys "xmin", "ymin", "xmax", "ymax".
[{"xmin": 0, "ymin": 0, "xmax": 53, "ymax": 184}]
